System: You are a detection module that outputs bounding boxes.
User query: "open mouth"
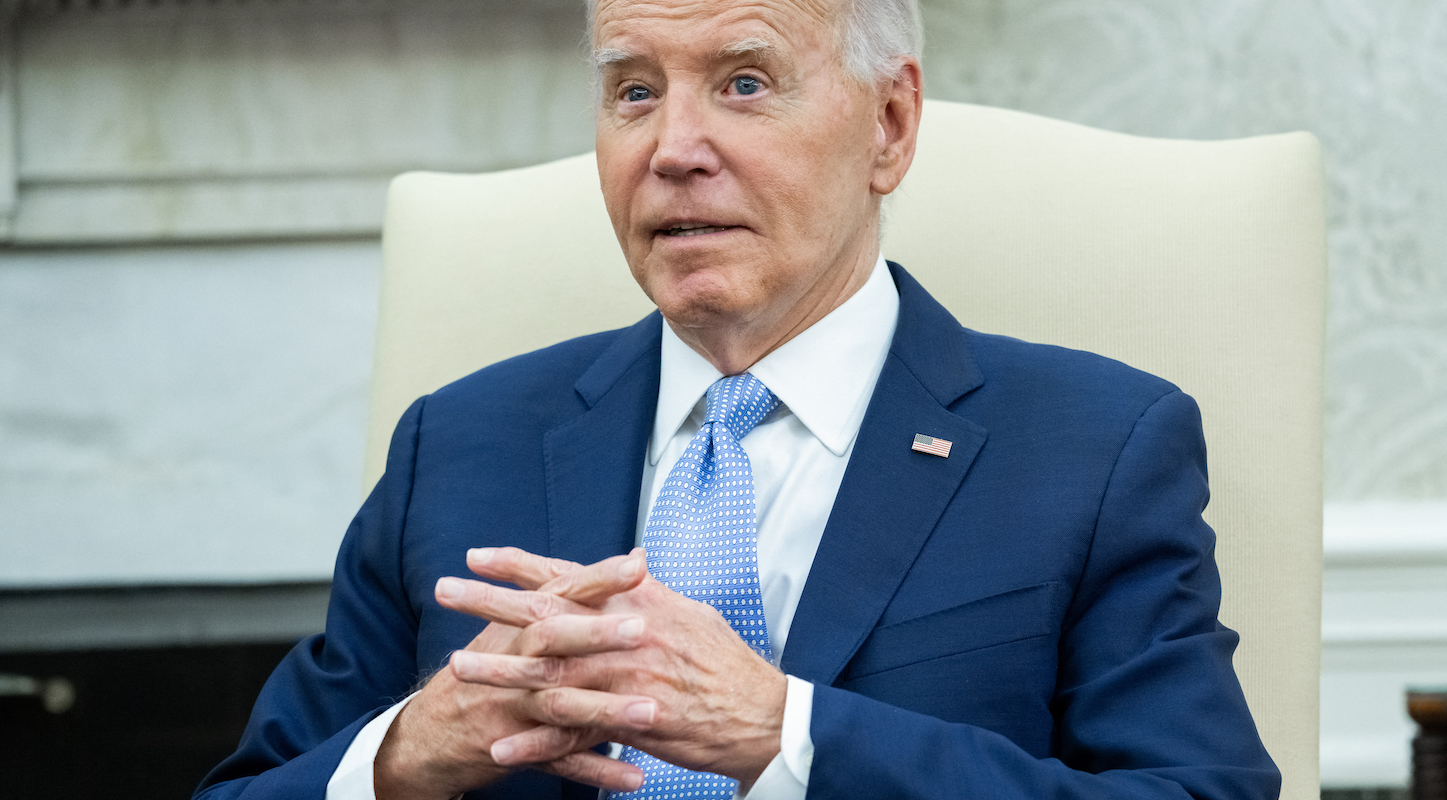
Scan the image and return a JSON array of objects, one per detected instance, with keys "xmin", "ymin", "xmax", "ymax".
[{"xmin": 660, "ymin": 223, "xmax": 735, "ymax": 237}]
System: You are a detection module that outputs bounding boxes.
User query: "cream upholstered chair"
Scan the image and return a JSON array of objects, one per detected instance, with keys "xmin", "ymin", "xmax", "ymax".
[{"xmin": 366, "ymin": 98, "xmax": 1326, "ymax": 800}]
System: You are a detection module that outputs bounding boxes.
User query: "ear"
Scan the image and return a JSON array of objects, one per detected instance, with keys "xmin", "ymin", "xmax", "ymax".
[{"xmin": 869, "ymin": 57, "xmax": 924, "ymax": 196}]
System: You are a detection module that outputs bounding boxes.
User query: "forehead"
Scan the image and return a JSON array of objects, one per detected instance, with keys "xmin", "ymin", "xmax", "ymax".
[{"xmin": 592, "ymin": 0, "xmax": 838, "ymax": 55}]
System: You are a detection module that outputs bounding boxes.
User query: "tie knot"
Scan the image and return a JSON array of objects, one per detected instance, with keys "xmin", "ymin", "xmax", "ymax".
[{"xmin": 704, "ymin": 373, "xmax": 779, "ymax": 442}]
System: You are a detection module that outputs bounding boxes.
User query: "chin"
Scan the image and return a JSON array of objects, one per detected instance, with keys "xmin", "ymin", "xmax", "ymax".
[
  {"xmin": 655, "ymin": 293, "xmax": 744, "ymax": 329},
  {"xmin": 641, "ymin": 264, "xmax": 754, "ymax": 322}
]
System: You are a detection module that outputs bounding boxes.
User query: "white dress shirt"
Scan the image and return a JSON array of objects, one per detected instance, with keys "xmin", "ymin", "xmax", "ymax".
[{"xmin": 327, "ymin": 255, "xmax": 899, "ymax": 799}]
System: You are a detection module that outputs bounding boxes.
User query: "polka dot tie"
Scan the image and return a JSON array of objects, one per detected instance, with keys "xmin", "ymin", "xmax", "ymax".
[{"xmin": 607, "ymin": 373, "xmax": 780, "ymax": 800}]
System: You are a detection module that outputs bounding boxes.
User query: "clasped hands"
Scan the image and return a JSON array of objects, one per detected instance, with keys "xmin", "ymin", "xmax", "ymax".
[{"xmin": 374, "ymin": 547, "xmax": 787, "ymax": 800}]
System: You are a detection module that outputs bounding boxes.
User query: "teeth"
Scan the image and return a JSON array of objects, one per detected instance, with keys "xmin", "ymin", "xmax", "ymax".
[{"xmin": 665, "ymin": 224, "xmax": 729, "ymax": 236}]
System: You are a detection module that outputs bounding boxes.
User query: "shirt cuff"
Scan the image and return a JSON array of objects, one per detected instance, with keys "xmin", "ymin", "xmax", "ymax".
[
  {"xmin": 326, "ymin": 693, "xmax": 417, "ymax": 800},
  {"xmin": 738, "ymin": 675, "xmax": 814, "ymax": 800}
]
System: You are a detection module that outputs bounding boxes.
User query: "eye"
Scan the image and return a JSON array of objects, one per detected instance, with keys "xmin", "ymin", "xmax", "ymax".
[
  {"xmin": 732, "ymin": 76, "xmax": 762, "ymax": 95},
  {"xmin": 624, "ymin": 86, "xmax": 652, "ymax": 102}
]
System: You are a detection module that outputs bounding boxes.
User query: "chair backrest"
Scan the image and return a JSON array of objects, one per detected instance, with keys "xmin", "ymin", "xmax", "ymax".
[{"xmin": 368, "ymin": 98, "xmax": 1326, "ymax": 800}]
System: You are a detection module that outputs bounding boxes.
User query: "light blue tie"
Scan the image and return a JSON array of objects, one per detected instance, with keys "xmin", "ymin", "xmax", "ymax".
[{"xmin": 608, "ymin": 373, "xmax": 780, "ymax": 800}]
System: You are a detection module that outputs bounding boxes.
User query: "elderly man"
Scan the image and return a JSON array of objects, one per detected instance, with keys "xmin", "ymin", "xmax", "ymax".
[{"xmin": 198, "ymin": 0, "xmax": 1280, "ymax": 798}]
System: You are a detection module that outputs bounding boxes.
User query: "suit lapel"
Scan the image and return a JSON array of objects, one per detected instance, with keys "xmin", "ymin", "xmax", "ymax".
[
  {"xmin": 780, "ymin": 264, "xmax": 988, "ymax": 685},
  {"xmin": 544, "ymin": 314, "xmax": 663, "ymax": 568}
]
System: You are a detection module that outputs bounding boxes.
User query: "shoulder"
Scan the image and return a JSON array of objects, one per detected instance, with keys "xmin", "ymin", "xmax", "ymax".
[
  {"xmin": 955, "ymin": 328, "xmax": 1199, "ymax": 458},
  {"xmin": 964, "ymin": 329, "xmax": 1181, "ymax": 409},
  {"xmin": 889, "ymin": 262, "xmax": 1185, "ymax": 424},
  {"xmin": 418, "ymin": 313, "xmax": 662, "ymax": 426},
  {"xmin": 430, "ymin": 330, "xmax": 615, "ymax": 410}
]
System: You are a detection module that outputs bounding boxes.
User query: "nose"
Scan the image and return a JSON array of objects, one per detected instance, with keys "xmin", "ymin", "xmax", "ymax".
[{"xmin": 649, "ymin": 89, "xmax": 721, "ymax": 178}]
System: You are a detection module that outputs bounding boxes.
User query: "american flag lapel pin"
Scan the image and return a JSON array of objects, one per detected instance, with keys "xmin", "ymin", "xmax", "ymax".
[{"xmin": 912, "ymin": 433, "xmax": 952, "ymax": 458}]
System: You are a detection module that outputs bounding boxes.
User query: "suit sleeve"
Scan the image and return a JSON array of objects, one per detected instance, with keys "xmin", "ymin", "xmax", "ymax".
[
  {"xmin": 804, "ymin": 390, "xmax": 1281, "ymax": 800},
  {"xmin": 192, "ymin": 397, "xmax": 430, "ymax": 800}
]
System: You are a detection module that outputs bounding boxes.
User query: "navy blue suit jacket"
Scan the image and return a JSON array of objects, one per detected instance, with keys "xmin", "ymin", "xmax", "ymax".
[{"xmin": 197, "ymin": 264, "xmax": 1280, "ymax": 799}]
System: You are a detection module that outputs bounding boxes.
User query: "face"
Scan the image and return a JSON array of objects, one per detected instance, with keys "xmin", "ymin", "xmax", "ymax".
[{"xmin": 593, "ymin": 0, "xmax": 904, "ymax": 347}]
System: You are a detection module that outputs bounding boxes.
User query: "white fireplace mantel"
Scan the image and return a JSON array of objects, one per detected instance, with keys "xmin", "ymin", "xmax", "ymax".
[{"xmin": 1320, "ymin": 501, "xmax": 1447, "ymax": 788}]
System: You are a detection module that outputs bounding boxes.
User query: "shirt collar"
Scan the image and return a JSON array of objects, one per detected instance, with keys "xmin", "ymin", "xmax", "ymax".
[{"xmin": 650, "ymin": 254, "xmax": 899, "ymax": 463}]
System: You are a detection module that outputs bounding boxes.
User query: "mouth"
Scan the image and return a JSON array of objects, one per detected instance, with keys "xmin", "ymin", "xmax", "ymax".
[{"xmin": 657, "ymin": 221, "xmax": 739, "ymax": 238}]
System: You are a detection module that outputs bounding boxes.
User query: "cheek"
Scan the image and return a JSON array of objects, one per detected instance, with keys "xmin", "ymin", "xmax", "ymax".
[
  {"xmin": 768, "ymin": 110, "xmax": 873, "ymax": 207},
  {"xmin": 597, "ymin": 153, "xmax": 647, "ymax": 253},
  {"xmin": 597, "ymin": 124, "xmax": 649, "ymax": 194},
  {"xmin": 765, "ymin": 149, "xmax": 856, "ymax": 232},
  {"xmin": 748, "ymin": 149, "xmax": 821, "ymax": 219}
]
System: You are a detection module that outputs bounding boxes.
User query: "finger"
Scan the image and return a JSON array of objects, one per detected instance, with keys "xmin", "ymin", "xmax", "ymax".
[
  {"xmin": 523, "ymin": 686, "xmax": 657, "ymax": 731},
  {"xmin": 538, "ymin": 748, "xmax": 645, "ymax": 793},
  {"xmin": 514, "ymin": 614, "xmax": 646, "ymax": 658},
  {"xmin": 538, "ymin": 550, "xmax": 647, "ymax": 607},
  {"xmin": 434, "ymin": 576, "xmax": 593, "ymax": 628},
  {"xmin": 490, "ymin": 724, "xmax": 602, "ymax": 767},
  {"xmin": 449, "ymin": 651, "xmax": 574, "ymax": 689},
  {"xmin": 468, "ymin": 546, "xmax": 582, "ymax": 590},
  {"xmin": 450, "ymin": 616, "xmax": 641, "ymax": 684}
]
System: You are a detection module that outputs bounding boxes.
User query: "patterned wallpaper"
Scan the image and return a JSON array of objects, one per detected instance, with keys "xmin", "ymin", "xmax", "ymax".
[{"xmin": 918, "ymin": 0, "xmax": 1447, "ymax": 500}]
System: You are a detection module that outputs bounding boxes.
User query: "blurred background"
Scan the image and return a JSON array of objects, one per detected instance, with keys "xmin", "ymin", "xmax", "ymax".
[{"xmin": 0, "ymin": 0, "xmax": 1443, "ymax": 797}]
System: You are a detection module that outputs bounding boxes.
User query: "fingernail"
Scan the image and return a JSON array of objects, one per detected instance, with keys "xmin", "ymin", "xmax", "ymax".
[
  {"xmin": 491, "ymin": 740, "xmax": 515, "ymax": 764},
  {"xmin": 618, "ymin": 617, "xmax": 645, "ymax": 643},
  {"xmin": 436, "ymin": 577, "xmax": 464, "ymax": 599},
  {"xmin": 624, "ymin": 700, "xmax": 655, "ymax": 727},
  {"xmin": 619, "ymin": 556, "xmax": 643, "ymax": 580},
  {"xmin": 623, "ymin": 771, "xmax": 644, "ymax": 791},
  {"xmin": 468, "ymin": 547, "xmax": 495, "ymax": 564}
]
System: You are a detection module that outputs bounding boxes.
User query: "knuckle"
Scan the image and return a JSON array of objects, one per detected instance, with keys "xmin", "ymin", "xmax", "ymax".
[
  {"xmin": 538, "ymin": 656, "xmax": 565, "ymax": 687},
  {"xmin": 546, "ymin": 727, "xmax": 583, "ymax": 757},
  {"xmin": 529, "ymin": 620, "xmax": 557, "ymax": 655},
  {"xmin": 544, "ymin": 571, "xmax": 577, "ymax": 597},
  {"xmin": 526, "ymin": 592, "xmax": 560, "ymax": 621},
  {"xmin": 565, "ymin": 753, "xmax": 605, "ymax": 783},
  {"xmin": 587, "ymin": 620, "xmax": 609, "ymax": 649},
  {"xmin": 487, "ymin": 656, "xmax": 515, "ymax": 683},
  {"xmin": 540, "ymin": 689, "xmax": 569, "ymax": 723}
]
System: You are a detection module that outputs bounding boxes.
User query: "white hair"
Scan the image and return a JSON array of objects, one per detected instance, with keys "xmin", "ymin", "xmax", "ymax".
[
  {"xmin": 834, "ymin": 0, "xmax": 923, "ymax": 83},
  {"xmin": 585, "ymin": 0, "xmax": 922, "ymax": 85}
]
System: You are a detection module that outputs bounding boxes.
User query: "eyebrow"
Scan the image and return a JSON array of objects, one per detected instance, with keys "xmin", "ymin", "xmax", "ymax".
[
  {"xmin": 718, "ymin": 37, "xmax": 776, "ymax": 59},
  {"xmin": 593, "ymin": 47, "xmax": 636, "ymax": 70},
  {"xmin": 592, "ymin": 37, "xmax": 779, "ymax": 72}
]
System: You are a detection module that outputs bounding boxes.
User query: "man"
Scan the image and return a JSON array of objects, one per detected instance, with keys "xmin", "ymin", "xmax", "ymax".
[{"xmin": 198, "ymin": 0, "xmax": 1281, "ymax": 797}]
